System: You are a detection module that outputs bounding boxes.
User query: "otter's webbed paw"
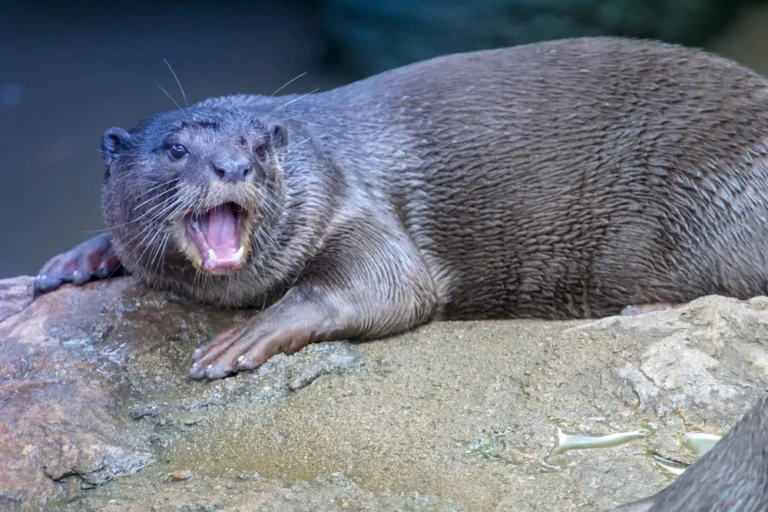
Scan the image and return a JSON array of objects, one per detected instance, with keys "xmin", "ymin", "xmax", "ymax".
[
  {"xmin": 34, "ymin": 233, "xmax": 123, "ymax": 294},
  {"xmin": 189, "ymin": 281, "xmax": 367, "ymax": 381},
  {"xmin": 188, "ymin": 294, "xmax": 325, "ymax": 380}
]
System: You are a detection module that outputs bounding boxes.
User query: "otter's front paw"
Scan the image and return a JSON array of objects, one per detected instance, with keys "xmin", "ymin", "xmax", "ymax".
[
  {"xmin": 34, "ymin": 233, "xmax": 123, "ymax": 294},
  {"xmin": 189, "ymin": 317, "xmax": 314, "ymax": 380}
]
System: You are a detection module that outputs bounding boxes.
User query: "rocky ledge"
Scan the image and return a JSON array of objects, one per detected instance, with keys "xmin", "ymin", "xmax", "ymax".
[{"xmin": 1, "ymin": 275, "xmax": 766, "ymax": 511}]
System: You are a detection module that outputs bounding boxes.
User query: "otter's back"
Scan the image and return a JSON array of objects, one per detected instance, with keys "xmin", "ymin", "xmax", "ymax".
[{"xmin": 329, "ymin": 38, "xmax": 768, "ymax": 319}]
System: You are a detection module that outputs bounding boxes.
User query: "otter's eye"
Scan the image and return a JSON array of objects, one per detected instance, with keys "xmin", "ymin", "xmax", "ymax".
[
  {"xmin": 254, "ymin": 144, "xmax": 266, "ymax": 158},
  {"xmin": 168, "ymin": 144, "xmax": 188, "ymax": 161}
]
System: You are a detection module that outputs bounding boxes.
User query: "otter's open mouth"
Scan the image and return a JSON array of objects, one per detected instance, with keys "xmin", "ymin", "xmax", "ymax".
[{"xmin": 184, "ymin": 202, "xmax": 248, "ymax": 274}]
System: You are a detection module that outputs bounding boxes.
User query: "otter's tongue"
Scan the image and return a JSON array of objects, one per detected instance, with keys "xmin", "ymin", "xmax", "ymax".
[
  {"xmin": 188, "ymin": 204, "xmax": 244, "ymax": 273},
  {"xmin": 206, "ymin": 206, "xmax": 239, "ymax": 252}
]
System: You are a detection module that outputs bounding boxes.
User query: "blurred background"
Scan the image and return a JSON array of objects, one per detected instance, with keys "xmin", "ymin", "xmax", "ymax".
[{"xmin": 1, "ymin": 0, "xmax": 767, "ymax": 278}]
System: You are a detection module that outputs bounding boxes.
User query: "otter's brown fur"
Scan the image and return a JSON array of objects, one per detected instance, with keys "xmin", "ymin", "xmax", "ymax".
[{"xmin": 36, "ymin": 37, "xmax": 768, "ymax": 379}]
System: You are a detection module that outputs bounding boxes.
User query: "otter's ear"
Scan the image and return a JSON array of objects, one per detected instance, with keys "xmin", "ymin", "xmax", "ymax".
[
  {"xmin": 101, "ymin": 127, "xmax": 132, "ymax": 165},
  {"xmin": 270, "ymin": 124, "xmax": 288, "ymax": 152}
]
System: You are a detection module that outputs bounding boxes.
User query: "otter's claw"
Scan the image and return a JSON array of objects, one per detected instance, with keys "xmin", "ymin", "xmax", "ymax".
[
  {"xmin": 189, "ymin": 313, "xmax": 314, "ymax": 380},
  {"xmin": 34, "ymin": 233, "xmax": 123, "ymax": 295}
]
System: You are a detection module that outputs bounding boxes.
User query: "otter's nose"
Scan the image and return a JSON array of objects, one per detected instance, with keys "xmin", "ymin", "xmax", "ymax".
[{"xmin": 210, "ymin": 153, "xmax": 251, "ymax": 183}]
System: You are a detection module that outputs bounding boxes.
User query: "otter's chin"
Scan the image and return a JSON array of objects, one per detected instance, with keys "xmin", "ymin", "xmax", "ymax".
[{"xmin": 182, "ymin": 202, "xmax": 251, "ymax": 275}]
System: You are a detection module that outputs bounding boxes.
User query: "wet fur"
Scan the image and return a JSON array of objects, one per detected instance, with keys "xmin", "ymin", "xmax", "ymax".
[
  {"xmin": 37, "ymin": 36, "xmax": 768, "ymax": 378},
  {"xmin": 174, "ymin": 37, "xmax": 768, "ymax": 319}
]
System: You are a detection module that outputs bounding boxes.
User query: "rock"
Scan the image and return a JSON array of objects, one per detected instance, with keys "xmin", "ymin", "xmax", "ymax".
[
  {"xmin": 0, "ymin": 276, "xmax": 366, "ymax": 511},
  {"xmin": 167, "ymin": 470, "xmax": 192, "ymax": 481},
  {"xmin": 0, "ymin": 276, "xmax": 34, "ymax": 323},
  {"xmin": 1, "ymin": 275, "xmax": 767, "ymax": 510}
]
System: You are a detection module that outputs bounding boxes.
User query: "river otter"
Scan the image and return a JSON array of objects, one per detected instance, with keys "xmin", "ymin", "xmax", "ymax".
[
  {"xmin": 35, "ymin": 37, "xmax": 768, "ymax": 380},
  {"xmin": 610, "ymin": 394, "xmax": 768, "ymax": 512}
]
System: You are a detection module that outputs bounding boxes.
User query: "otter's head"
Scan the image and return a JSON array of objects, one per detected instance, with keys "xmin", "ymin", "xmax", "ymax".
[{"xmin": 100, "ymin": 107, "xmax": 287, "ymax": 277}]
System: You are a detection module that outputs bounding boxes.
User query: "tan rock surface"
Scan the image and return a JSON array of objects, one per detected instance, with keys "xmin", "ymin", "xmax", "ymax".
[{"xmin": 1, "ymin": 277, "xmax": 765, "ymax": 511}]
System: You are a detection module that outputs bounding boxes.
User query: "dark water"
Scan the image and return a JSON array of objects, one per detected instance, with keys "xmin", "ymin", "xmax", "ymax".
[{"xmin": 0, "ymin": 0, "xmax": 344, "ymax": 278}]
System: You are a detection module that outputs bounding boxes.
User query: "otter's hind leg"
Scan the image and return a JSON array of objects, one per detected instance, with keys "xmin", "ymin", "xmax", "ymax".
[
  {"xmin": 189, "ymin": 218, "xmax": 438, "ymax": 380},
  {"xmin": 34, "ymin": 233, "xmax": 124, "ymax": 294}
]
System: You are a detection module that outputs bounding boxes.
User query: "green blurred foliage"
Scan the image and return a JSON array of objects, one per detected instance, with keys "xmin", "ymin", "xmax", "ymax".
[{"xmin": 318, "ymin": 0, "xmax": 759, "ymax": 76}]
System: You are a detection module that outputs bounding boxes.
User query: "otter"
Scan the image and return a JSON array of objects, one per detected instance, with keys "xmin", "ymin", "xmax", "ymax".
[
  {"xmin": 35, "ymin": 37, "xmax": 768, "ymax": 380},
  {"xmin": 610, "ymin": 394, "xmax": 768, "ymax": 512}
]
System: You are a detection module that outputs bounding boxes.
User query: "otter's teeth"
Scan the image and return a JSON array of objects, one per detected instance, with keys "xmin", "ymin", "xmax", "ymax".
[
  {"xmin": 201, "ymin": 246, "xmax": 243, "ymax": 267},
  {"xmin": 185, "ymin": 204, "xmax": 245, "ymax": 273},
  {"xmin": 191, "ymin": 219, "xmax": 205, "ymax": 238}
]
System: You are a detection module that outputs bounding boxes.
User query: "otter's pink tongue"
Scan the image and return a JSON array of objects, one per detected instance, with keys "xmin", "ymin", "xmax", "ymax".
[
  {"xmin": 188, "ymin": 204, "xmax": 244, "ymax": 273},
  {"xmin": 206, "ymin": 206, "xmax": 239, "ymax": 254}
]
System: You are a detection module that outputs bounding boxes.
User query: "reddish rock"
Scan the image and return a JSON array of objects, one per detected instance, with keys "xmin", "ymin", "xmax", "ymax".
[
  {"xmin": 0, "ymin": 275, "xmax": 362, "ymax": 510},
  {"xmin": 0, "ymin": 277, "xmax": 34, "ymax": 323},
  {"xmin": 0, "ymin": 277, "xmax": 242, "ymax": 509}
]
